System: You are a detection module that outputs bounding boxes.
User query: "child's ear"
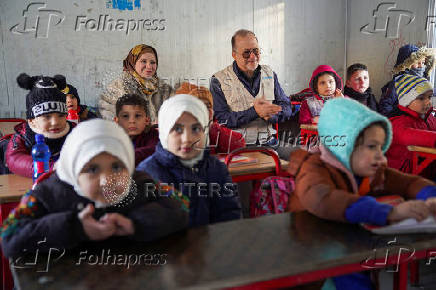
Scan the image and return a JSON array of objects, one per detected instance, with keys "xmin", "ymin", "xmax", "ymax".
[{"xmin": 114, "ymin": 117, "xmax": 119, "ymax": 123}]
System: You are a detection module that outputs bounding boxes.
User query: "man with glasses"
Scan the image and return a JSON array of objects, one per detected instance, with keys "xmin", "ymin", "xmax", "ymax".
[{"xmin": 210, "ymin": 29, "xmax": 292, "ymax": 145}]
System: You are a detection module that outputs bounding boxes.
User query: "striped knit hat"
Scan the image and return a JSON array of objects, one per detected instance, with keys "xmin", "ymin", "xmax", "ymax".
[{"xmin": 395, "ymin": 74, "xmax": 433, "ymax": 107}]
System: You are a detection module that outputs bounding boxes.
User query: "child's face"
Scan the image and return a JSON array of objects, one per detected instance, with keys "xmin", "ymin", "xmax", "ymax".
[
  {"xmin": 346, "ymin": 70, "xmax": 369, "ymax": 94},
  {"xmin": 134, "ymin": 52, "xmax": 157, "ymax": 79},
  {"xmin": 77, "ymin": 152, "xmax": 129, "ymax": 205},
  {"xmin": 114, "ymin": 105, "xmax": 149, "ymax": 137},
  {"xmin": 167, "ymin": 112, "xmax": 206, "ymax": 160},
  {"xmin": 410, "ymin": 58, "xmax": 426, "ymax": 69},
  {"xmin": 408, "ymin": 91, "xmax": 433, "ymax": 115},
  {"xmin": 317, "ymin": 74, "xmax": 336, "ymax": 96},
  {"xmin": 28, "ymin": 112, "xmax": 67, "ymax": 135},
  {"xmin": 351, "ymin": 125, "xmax": 387, "ymax": 177},
  {"xmin": 66, "ymin": 95, "xmax": 78, "ymax": 111}
]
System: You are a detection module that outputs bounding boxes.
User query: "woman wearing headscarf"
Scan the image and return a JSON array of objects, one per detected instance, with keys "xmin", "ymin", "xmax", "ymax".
[{"xmin": 99, "ymin": 44, "xmax": 174, "ymax": 121}]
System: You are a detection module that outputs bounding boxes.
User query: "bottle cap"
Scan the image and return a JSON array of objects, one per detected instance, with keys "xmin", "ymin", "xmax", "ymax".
[{"xmin": 35, "ymin": 134, "xmax": 45, "ymax": 143}]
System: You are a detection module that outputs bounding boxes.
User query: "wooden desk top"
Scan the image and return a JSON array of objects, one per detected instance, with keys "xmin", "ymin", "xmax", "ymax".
[
  {"xmin": 12, "ymin": 212, "xmax": 436, "ymax": 289},
  {"xmin": 408, "ymin": 145, "xmax": 436, "ymax": 155},
  {"xmin": 0, "ymin": 174, "xmax": 32, "ymax": 203},
  {"xmin": 227, "ymin": 151, "xmax": 289, "ymax": 177},
  {"xmin": 300, "ymin": 124, "xmax": 318, "ymax": 131}
]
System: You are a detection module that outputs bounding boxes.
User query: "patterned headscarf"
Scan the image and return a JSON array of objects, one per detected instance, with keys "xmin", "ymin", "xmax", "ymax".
[{"xmin": 123, "ymin": 44, "xmax": 159, "ymax": 96}]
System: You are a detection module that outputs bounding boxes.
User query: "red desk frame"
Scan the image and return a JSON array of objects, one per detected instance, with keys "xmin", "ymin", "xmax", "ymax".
[
  {"xmin": 408, "ymin": 146, "xmax": 436, "ymax": 175},
  {"xmin": 229, "ymin": 249, "xmax": 434, "ymax": 290},
  {"xmin": 225, "ymin": 147, "xmax": 289, "ymax": 182}
]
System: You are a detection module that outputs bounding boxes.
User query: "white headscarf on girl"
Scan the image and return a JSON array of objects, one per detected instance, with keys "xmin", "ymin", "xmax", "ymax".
[
  {"xmin": 158, "ymin": 94, "xmax": 209, "ymax": 168},
  {"xmin": 56, "ymin": 119, "xmax": 135, "ymax": 204}
]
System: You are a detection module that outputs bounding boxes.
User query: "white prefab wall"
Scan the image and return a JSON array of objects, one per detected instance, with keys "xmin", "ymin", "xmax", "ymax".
[
  {"xmin": 346, "ymin": 0, "xmax": 430, "ymax": 98},
  {"xmin": 0, "ymin": 0, "xmax": 429, "ymax": 118}
]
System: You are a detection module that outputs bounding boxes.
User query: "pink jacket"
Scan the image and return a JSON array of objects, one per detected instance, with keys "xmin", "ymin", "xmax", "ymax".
[{"xmin": 299, "ymin": 65, "xmax": 343, "ymax": 124}]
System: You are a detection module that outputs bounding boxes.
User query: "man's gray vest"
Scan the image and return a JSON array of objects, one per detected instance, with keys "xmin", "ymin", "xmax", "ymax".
[{"xmin": 214, "ymin": 64, "xmax": 276, "ymax": 144}]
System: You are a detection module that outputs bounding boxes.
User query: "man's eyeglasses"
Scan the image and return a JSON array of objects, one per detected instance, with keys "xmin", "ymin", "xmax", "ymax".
[{"xmin": 236, "ymin": 48, "xmax": 261, "ymax": 59}]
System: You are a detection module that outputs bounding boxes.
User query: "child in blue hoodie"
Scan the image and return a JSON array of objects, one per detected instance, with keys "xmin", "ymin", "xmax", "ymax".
[
  {"xmin": 289, "ymin": 98, "xmax": 436, "ymax": 290},
  {"xmin": 137, "ymin": 94, "xmax": 242, "ymax": 227}
]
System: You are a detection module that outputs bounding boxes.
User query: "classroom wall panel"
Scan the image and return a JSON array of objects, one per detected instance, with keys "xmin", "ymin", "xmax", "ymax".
[
  {"xmin": 346, "ymin": 0, "xmax": 430, "ymax": 98},
  {"xmin": 0, "ymin": 0, "xmax": 347, "ymax": 118},
  {"xmin": 0, "ymin": 0, "xmax": 429, "ymax": 118}
]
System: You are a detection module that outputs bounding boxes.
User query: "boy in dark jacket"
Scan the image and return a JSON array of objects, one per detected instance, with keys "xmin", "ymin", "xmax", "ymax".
[
  {"xmin": 379, "ymin": 44, "xmax": 435, "ymax": 116},
  {"xmin": 114, "ymin": 94, "xmax": 159, "ymax": 166},
  {"xmin": 6, "ymin": 73, "xmax": 75, "ymax": 178},
  {"xmin": 344, "ymin": 63, "xmax": 378, "ymax": 111},
  {"xmin": 137, "ymin": 94, "xmax": 242, "ymax": 227},
  {"xmin": 1, "ymin": 119, "xmax": 189, "ymax": 259}
]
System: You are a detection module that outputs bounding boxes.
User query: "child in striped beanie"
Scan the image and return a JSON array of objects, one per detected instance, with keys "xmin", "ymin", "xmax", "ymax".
[{"xmin": 386, "ymin": 74, "xmax": 436, "ymax": 176}]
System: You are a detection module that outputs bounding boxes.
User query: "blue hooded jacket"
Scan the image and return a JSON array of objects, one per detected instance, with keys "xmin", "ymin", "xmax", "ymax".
[{"xmin": 137, "ymin": 142, "xmax": 242, "ymax": 227}]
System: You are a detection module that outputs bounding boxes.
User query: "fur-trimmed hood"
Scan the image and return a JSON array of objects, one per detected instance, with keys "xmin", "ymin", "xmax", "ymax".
[{"xmin": 393, "ymin": 45, "xmax": 436, "ymax": 78}]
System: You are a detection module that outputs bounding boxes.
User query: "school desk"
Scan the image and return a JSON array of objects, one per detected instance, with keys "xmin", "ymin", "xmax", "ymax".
[
  {"xmin": 408, "ymin": 145, "xmax": 436, "ymax": 175},
  {"xmin": 11, "ymin": 211, "xmax": 436, "ymax": 290},
  {"xmin": 300, "ymin": 123, "xmax": 318, "ymax": 145},
  {"xmin": 0, "ymin": 174, "xmax": 32, "ymax": 290},
  {"xmin": 226, "ymin": 151, "xmax": 289, "ymax": 182},
  {"xmin": 406, "ymin": 145, "xmax": 436, "ymax": 286}
]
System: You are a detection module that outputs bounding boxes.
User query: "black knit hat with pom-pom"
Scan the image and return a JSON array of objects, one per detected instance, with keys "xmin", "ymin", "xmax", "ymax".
[{"xmin": 17, "ymin": 73, "xmax": 67, "ymax": 119}]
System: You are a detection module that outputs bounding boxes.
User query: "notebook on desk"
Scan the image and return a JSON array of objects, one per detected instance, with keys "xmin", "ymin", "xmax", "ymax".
[
  {"xmin": 218, "ymin": 155, "xmax": 258, "ymax": 167},
  {"xmin": 362, "ymin": 195, "xmax": 436, "ymax": 234}
]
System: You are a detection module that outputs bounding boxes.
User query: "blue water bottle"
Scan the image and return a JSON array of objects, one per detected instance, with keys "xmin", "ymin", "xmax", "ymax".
[{"xmin": 32, "ymin": 134, "xmax": 51, "ymax": 182}]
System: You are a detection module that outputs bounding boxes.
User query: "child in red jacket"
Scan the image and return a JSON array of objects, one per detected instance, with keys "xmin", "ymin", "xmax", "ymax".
[
  {"xmin": 175, "ymin": 82, "xmax": 246, "ymax": 154},
  {"xmin": 299, "ymin": 65, "xmax": 344, "ymax": 124},
  {"xmin": 6, "ymin": 73, "xmax": 74, "ymax": 178},
  {"xmin": 114, "ymin": 94, "xmax": 159, "ymax": 166},
  {"xmin": 386, "ymin": 74, "xmax": 436, "ymax": 176}
]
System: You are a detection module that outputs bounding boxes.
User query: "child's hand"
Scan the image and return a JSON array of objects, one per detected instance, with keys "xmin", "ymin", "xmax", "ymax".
[
  {"xmin": 334, "ymin": 89, "xmax": 344, "ymax": 98},
  {"xmin": 425, "ymin": 197, "xmax": 436, "ymax": 215},
  {"xmin": 387, "ymin": 200, "xmax": 430, "ymax": 223},
  {"xmin": 78, "ymin": 204, "xmax": 116, "ymax": 240},
  {"xmin": 312, "ymin": 116, "xmax": 319, "ymax": 124},
  {"xmin": 100, "ymin": 213, "xmax": 135, "ymax": 236}
]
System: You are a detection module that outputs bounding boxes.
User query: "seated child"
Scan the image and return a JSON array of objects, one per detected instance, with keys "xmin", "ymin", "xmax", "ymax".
[
  {"xmin": 288, "ymin": 98, "xmax": 436, "ymax": 290},
  {"xmin": 6, "ymin": 73, "xmax": 75, "ymax": 178},
  {"xmin": 175, "ymin": 82, "xmax": 246, "ymax": 154},
  {"xmin": 344, "ymin": 63, "xmax": 378, "ymax": 111},
  {"xmin": 137, "ymin": 94, "xmax": 242, "ymax": 227},
  {"xmin": 55, "ymin": 75, "xmax": 99, "ymax": 122},
  {"xmin": 386, "ymin": 74, "xmax": 436, "ymax": 175},
  {"xmin": 299, "ymin": 65, "xmax": 344, "ymax": 124},
  {"xmin": 114, "ymin": 94, "xmax": 159, "ymax": 166},
  {"xmin": 1, "ymin": 119, "xmax": 189, "ymax": 258},
  {"xmin": 379, "ymin": 44, "xmax": 435, "ymax": 116}
]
